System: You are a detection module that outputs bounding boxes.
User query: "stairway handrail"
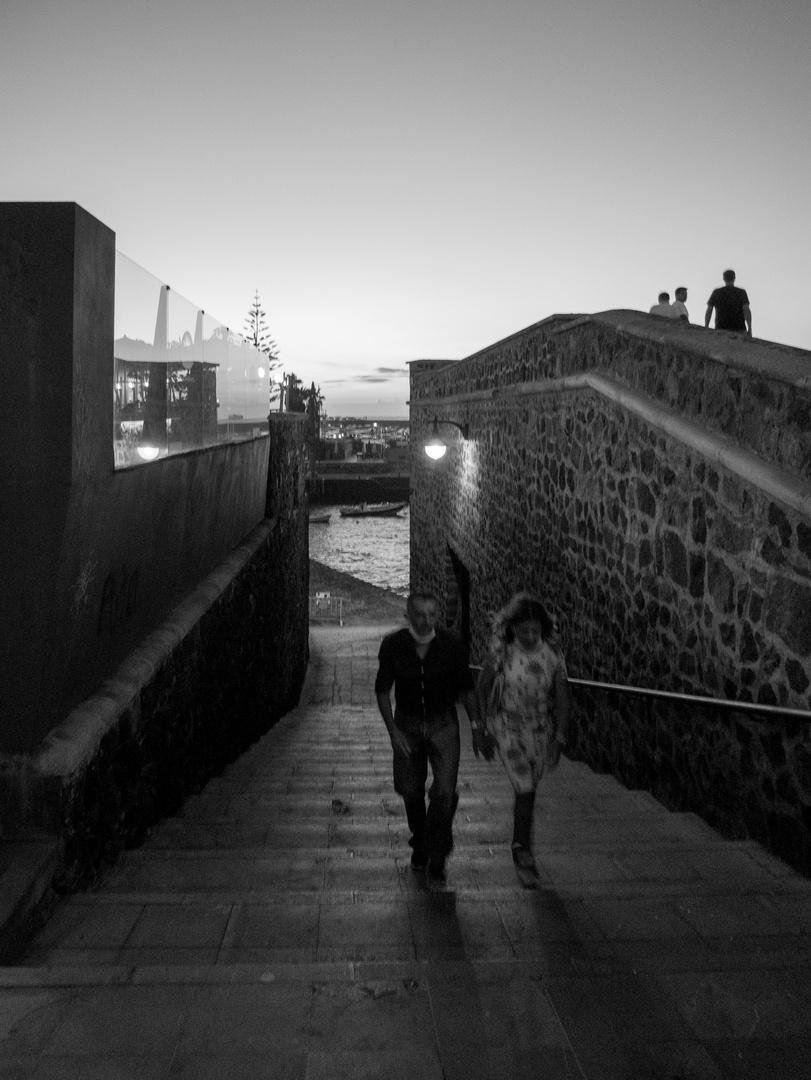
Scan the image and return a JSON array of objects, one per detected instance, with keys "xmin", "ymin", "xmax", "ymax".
[{"xmin": 469, "ymin": 665, "xmax": 811, "ymax": 721}]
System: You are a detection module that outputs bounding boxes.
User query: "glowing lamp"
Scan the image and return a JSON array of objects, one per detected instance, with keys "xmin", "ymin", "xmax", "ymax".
[
  {"xmin": 425, "ymin": 438, "xmax": 447, "ymax": 460},
  {"xmin": 423, "ymin": 416, "xmax": 469, "ymax": 459}
]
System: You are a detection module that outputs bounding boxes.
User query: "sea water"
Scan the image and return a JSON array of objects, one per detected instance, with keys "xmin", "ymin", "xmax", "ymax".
[{"xmin": 309, "ymin": 505, "xmax": 410, "ymax": 596}]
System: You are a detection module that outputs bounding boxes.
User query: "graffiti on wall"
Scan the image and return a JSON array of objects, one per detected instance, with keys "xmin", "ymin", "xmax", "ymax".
[{"xmin": 71, "ymin": 549, "xmax": 98, "ymax": 614}]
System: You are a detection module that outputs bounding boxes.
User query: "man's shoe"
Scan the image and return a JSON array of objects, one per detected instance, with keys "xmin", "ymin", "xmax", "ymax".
[
  {"xmin": 410, "ymin": 848, "xmax": 428, "ymax": 871},
  {"xmin": 427, "ymin": 855, "xmax": 446, "ymax": 884}
]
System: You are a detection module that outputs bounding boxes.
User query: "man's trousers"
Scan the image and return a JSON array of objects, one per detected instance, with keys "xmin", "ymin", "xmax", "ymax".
[{"xmin": 392, "ymin": 709, "xmax": 460, "ymax": 861}]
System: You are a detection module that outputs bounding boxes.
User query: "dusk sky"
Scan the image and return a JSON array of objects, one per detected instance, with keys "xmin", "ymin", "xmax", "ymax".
[{"xmin": 3, "ymin": 0, "xmax": 809, "ymax": 417}]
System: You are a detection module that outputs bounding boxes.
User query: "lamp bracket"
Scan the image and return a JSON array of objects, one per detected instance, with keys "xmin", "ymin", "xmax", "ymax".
[{"xmin": 432, "ymin": 416, "xmax": 469, "ymax": 440}]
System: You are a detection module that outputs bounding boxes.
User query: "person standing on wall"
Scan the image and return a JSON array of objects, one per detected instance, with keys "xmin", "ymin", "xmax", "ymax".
[
  {"xmin": 475, "ymin": 592, "xmax": 571, "ymax": 887},
  {"xmin": 705, "ymin": 269, "xmax": 752, "ymax": 336},
  {"xmin": 375, "ymin": 591, "xmax": 487, "ymax": 885}
]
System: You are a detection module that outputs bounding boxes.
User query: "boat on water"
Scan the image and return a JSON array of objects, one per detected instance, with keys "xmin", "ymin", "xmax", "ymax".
[
  {"xmin": 308, "ymin": 512, "xmax": 332, "ymax": 524},
  {"xmin": 339, "ymin": 501, "xmax": 408, "ymax": 518}
]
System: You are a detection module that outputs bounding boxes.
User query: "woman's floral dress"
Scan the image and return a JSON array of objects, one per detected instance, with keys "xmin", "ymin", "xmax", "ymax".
[{"xmin": 489, "ymin": 637, "xmax": 567, "ymax": 794}]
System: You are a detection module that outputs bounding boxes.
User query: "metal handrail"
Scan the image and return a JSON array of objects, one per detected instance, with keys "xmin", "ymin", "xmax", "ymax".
[
  {"xmin": 567, "ymin": 676, "xmax": 811, "ymax": 720},
  {"xmin": 308, "ymin": 595, "xmax": 350, "ymax": 626},
  {"xmin": 469, "ymin": 664, "xmax": 811, "ymax": 721}
]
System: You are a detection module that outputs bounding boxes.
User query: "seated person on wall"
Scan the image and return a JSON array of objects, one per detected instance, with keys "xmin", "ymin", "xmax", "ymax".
[
  {"xmin": 671, "ymin": 287, "xmax": 690, "ymax": 322},
  {"xmin": 649, "ymin": 292, "xmax": 680, "ymax": 319}
]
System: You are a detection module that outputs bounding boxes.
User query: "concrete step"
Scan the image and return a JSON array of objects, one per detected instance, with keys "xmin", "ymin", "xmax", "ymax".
[
  {"xmin": 0, "ymin": 836, "xmax": 63, "ymax": 962},
  {"xmin": 5, "ymin": 624, "xmax": 811, "ymax": 1079}
]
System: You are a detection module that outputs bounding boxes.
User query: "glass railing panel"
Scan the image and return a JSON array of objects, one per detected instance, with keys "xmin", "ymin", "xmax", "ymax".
[
  {"xmin": 218, "ymin": 331, "xmax": 269, "ymax": 443},
  {"xmin": 222, "ymin": 332, "xmax": 245, "ymax": 442},
  {"xmin": 201, "ymin": 312, "xmax": 231, "ymax": 440},
  {"xmin": 233, "ymin": 337, "xmax": 249, "ymax": 434},
  {"xmin": 165, "ymin": 288, "xmax": 213, "ymax": 454},
  {"xmin": 114, "ymin": 252, "xmax": 270, "ymax": 467},
  {"xmin": 245, "ymin": 340, "xmax": 271, "ymax": 435},
  {"xmin": 114, "ymin": 254, "xmax": 168, "ymax": 467}
]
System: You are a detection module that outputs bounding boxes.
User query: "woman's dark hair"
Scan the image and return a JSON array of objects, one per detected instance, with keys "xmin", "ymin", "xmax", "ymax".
[{"xmin": 502, "ymin": 592, "xmax": 554, "ymax": 642}]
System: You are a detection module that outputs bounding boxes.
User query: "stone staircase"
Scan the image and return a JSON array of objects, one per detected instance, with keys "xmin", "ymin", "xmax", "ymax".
[{"xmin": 3, "ymin": 624, "xmax": 811, "ymax": 1078}]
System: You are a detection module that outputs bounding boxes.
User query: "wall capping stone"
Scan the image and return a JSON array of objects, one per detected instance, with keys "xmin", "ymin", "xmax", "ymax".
[
  {"xmin": 409, "ymin": 311, "xmax": 811, "ymax": 876},
  {"xmin": 448, "ymin": 310, "xmax": 811, "ymax": 390},
  {"xmin": 10, "ymin": 518, "xmax": 277, "ymax": 784},
  {"xmin": 589, "ymin": 311, "xmax": 811, "ymax": 389},
  {"xmin": 413, "ymin": 371, "xmax": 811, "ymax": 522},
  {"xmin": 114, "ymin": 431, "xmax": 269, "ymax": 472}
]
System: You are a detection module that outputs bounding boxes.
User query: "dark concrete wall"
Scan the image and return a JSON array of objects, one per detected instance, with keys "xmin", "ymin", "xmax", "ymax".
[
  {"xmin": 0, "ymin": 201, "xmax": 311, "ymax": 886},
  {"xmin": 36, "ymin": 437, "xmax": 272, "ymax": 748},
  {"xmin": 0, "ymin": 205, "xmax": 272, "ymax": 752},
  {"xmin": 409, "ymin": 312, "xmax": 811, "ymax": 873},
  {"xmin": 1, "ymin": 204, "xmax": 114, "ymax": 753},
  {"xmin": 13, "ymin": 509, "xmax": 309, "ymax": 889}
]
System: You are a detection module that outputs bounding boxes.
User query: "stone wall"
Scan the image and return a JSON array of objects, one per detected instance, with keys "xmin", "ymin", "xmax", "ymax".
[
  {"xmin": 575, "ymin": 689, "xmax": 811, "ymax": 875},
  {"xmin": 409, "ymin": 311, "xmax": 811, "ymax": 874}
]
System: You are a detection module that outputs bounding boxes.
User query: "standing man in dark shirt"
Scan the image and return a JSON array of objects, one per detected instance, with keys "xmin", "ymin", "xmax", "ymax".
[
  {"xmin": 705, "ymin": 269, "xmax": 752, "ymax": 336},
  {"xmin": 375, "ymin": 591, "xmax": 488, "ymax": 884}
]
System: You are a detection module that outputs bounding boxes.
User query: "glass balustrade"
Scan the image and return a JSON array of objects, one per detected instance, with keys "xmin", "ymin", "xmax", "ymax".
[{"xmin": 114, "ymin": 252, "xmax": 271, "ymax": 468}]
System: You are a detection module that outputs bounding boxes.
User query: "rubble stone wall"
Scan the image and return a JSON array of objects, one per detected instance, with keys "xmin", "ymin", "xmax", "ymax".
[{"xmin": 409, "ymin": 312, "xmax": 811, "ymax": 873}]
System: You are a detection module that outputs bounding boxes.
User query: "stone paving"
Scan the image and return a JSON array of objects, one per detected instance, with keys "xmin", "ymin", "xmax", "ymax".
[{"xmin": 2, "ymin": 622, "xmax": 811, "ymax": 1077}]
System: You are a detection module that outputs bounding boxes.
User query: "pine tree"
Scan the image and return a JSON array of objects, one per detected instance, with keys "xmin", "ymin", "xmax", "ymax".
[
  {"xmin": 243, "ymin": 290, "xmax": 280, "ymax": 367},
  {"xmin": 244, "ymin": 290, "xmax": 280, "ymax": 405}
]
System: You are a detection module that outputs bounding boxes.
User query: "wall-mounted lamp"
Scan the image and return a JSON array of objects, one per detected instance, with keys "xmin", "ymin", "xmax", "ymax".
[{"xmin": 424, "ymin": 416, "xmax": 469, "ymax": 460}]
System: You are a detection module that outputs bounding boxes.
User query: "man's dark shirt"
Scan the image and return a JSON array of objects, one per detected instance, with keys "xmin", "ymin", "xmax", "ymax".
[
  {"xmin": 707, "ymin": 284, "xmax": 750, "ymax": 330},
  {"xmin": 375, "ymin": 628, "xmax": 473, "ymax": 719}
]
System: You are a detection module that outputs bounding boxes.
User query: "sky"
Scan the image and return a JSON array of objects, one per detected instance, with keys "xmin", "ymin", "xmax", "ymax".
[{"xmin": 3, "ymin": 0, "xmax": 810, "ymax": 418}]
